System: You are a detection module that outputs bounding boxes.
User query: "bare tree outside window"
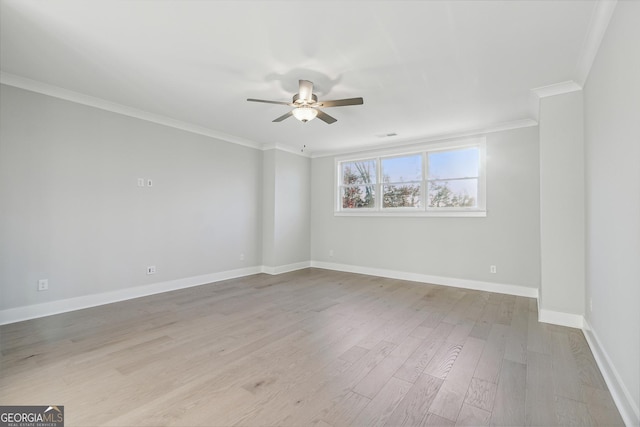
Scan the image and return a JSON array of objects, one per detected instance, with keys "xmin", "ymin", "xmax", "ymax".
[
  {"xmin": 341, "ymin": 161, "xmax": 376, "ymax": 208},
  {"xmin": 382, "ymin": 154, "xmax": 422, "ymax": 208},
  {"xmin": 428, "ymin": 181, "xmax": 476, "ymax": 207},
  {"xmin": 337, "ymin": 141, "xmax": 484, "ymax": 215},
  {"xmin": 427, "ymin": 147, "xmax": 479, "ymax": 208}
]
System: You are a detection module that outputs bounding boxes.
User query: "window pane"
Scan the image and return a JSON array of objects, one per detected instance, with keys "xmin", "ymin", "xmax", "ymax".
[
  {"xmin": 381, "ymin": 154, "xmax": 422, "ymax": 183},
  {"xmin": 428, "ymin": 147, "xmax": 479, "ymax": 179},
  {"xmin": 383, "ymin": 184, "xmax": 421, "ymax": 208},
  {"xmin": 428, "ymin": 179, "xmax": 477, "ymax": 208},
  {"xmin": 341, "ymin": 160, "xmax": 376, "ymax": 185},
  {"xmin": 342, "ymin": 185, "xmax": 376, "ymax": 208}
]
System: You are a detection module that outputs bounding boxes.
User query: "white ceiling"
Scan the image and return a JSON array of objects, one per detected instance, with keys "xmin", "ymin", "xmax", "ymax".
[{"xmin": 1, "ymin": 1, "xmax": 603, "ymax": 155}]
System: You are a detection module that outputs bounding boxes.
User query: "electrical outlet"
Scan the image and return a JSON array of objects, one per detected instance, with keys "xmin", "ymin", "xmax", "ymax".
[
  {"xmin": 147, "ymin": 266, "xmax": 156, "ymax": 275},
  {"xmin": 490, "ymin": 265, "xmax": 497, "ymax": 274},
  {"xmin": 137, "ymin": 178, "xmax": 145, "ymax": 187},
  {"xmin": 38, "ymin": 279, "xmax": 48, "ymax": 291},
  {"xmin": 147, "ymin": 179, "xmax": 153, "ymax": 187}
]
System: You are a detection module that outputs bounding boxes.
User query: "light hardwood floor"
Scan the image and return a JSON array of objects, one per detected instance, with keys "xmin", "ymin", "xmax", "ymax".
[{"xmin": 0, "ymin": 268, "xmax": 625, "ymax": 426}]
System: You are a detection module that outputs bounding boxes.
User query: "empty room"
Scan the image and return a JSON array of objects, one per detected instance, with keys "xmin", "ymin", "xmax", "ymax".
[{"xmin": 0, "ymin": 1, "xmax": 638, "ymax": 426}]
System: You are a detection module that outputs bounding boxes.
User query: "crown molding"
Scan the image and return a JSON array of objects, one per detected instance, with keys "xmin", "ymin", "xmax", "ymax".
[
  {"xmin": 531, "ymin": 80, "xmax": 583, "ymax": 99},
  {"xmin": 575, "ymin": 0, "xmax": 618, "ymax": 86},
  {"xmin": 310, "ymin": 118, "xmax": 538, "ymax": 158},
  {"xmin": 0, "ymin": 72, "xmax": 263, "ymax": 150},
  {"xmin": 262, "ymin": 142, "xmax": 312, "ymax": 158}
]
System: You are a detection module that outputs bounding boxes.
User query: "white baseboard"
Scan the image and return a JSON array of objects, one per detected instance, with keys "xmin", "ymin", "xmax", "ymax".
[
  {"xmin": 0, "ymin": 266, "xmax": 263, "ymax": 325},
  {"xmin": 0, "ymin": 262, "xmax": 316, "ymax": 325},
  {"xmin": 2, "ymin": 259, "xmax": 635, "ymax": 427},
  {"xmin": 583, "ymin": 319, "xmax": 639, "ymax": 427},
  {"xmin": 0, "ymin": 261, "xmax": 538, "ymax": 325},
  {"xmin": 310, "ymin": 261, "xmax": 539, "ymax": 298},
  {"xmin": 538, "ymin": 308, "xmax": 585, "ymax": 329},
  {"xmin": 261, "ymin": 261, "xmax": 311, "ymax": 275}
]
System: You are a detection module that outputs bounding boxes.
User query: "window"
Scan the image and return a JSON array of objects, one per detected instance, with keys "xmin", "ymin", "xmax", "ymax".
[
  {"xmin": 336, "ymin": 138, "xmax": 486, "ymax": 217},
  {"xmin": 382, "ymin": 154, "xmax": 422, "ymax": 208},
  {"xmin": 340, "ymin": 159, "xmax": 377, "ymax": 209},
  {"xmin": 427, "ymin": 147, "xmax": 479, "ymax": 209}
]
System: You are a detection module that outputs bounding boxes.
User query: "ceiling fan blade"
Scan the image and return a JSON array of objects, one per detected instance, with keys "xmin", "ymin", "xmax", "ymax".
[
  {"xmin": 318, "ymin": 97, "xmax": 364, "ymax": 108},
  {"xmin": 247, "ymin": 98, "xmax": 292, "ymax": 106},
  {"xmin": 272, "ymin": 111, "xmax": 293, "ymax": 122},
  {"xmin": 298, "ymin": 80, "xmax": 314, "ymax": 102},
  {"xmin": 316, "ymin": 110, "xmax": 337, "ymax": 124}
]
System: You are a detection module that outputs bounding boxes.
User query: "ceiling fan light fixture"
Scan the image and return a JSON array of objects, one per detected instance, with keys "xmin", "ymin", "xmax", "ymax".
[
  {"xmin": 247, "ymin": 79, "xmax": 362, "ymax": 124},
  {"xmin": 292, "ymin": 106, "xmax": 318, "ymax": 123}
]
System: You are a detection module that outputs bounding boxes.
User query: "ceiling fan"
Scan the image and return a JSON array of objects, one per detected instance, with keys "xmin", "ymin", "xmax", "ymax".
[{"xmin": 247, "ymin": 80, "xmax": 364, "ymax": 124}]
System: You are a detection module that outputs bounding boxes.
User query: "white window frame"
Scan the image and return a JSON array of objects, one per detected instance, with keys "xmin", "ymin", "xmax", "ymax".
[{"xmin": 335, "ymin": 137, "xmax": 486, "ymax": 217}]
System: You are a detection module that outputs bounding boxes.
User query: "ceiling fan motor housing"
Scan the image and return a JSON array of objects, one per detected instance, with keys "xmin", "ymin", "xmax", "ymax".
[{"xmin": 293, "ymin": 93, "xmax": 318, "ymax": 105}]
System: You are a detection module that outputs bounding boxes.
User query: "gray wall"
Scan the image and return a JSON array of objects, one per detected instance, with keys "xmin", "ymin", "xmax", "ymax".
[
  {"xmin": 584, "ymin": 0, "xmax": 640, "ymax": 414},
  {"xmin": 538, "ymin": 90, "xmax": 585, "ymax": 316},
  {"xmin": 0, "ymin": 84, "xmax": 263, "ymax": 310},
  {"xmin": 262, "ymin": 149, "xmax": 310, "ymax": 268},
  {"xmin": 261, "ymin": 150, "xmax": 277, "ymax": 267},
  {"xmin": 310, "ymin": 126, "xmax": 541, "ymax": 290}
]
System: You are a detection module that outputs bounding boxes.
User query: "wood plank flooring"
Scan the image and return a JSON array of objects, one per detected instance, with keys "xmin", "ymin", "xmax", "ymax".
[{"xmin": 0, "ymin": 268, "xmax": 625, "ymax": 426}]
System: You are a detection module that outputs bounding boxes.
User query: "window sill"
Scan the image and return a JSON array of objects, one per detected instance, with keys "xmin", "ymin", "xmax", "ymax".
[{"xmin": 334, "ymin": 210, "xmax": 487, "ymax": 218}]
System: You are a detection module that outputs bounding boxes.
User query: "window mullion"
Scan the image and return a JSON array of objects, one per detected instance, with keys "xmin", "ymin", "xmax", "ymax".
[
  {"xmin": 376, "ymin": 157, "xmax": 381, "ymax": 211},
  {"xmin": 423, "ymin": 151, "xmax": 428, "ymax": 211},
  {"xmin": 428, "ymin": 176, "xmax": 479, "ymax": 182}
]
